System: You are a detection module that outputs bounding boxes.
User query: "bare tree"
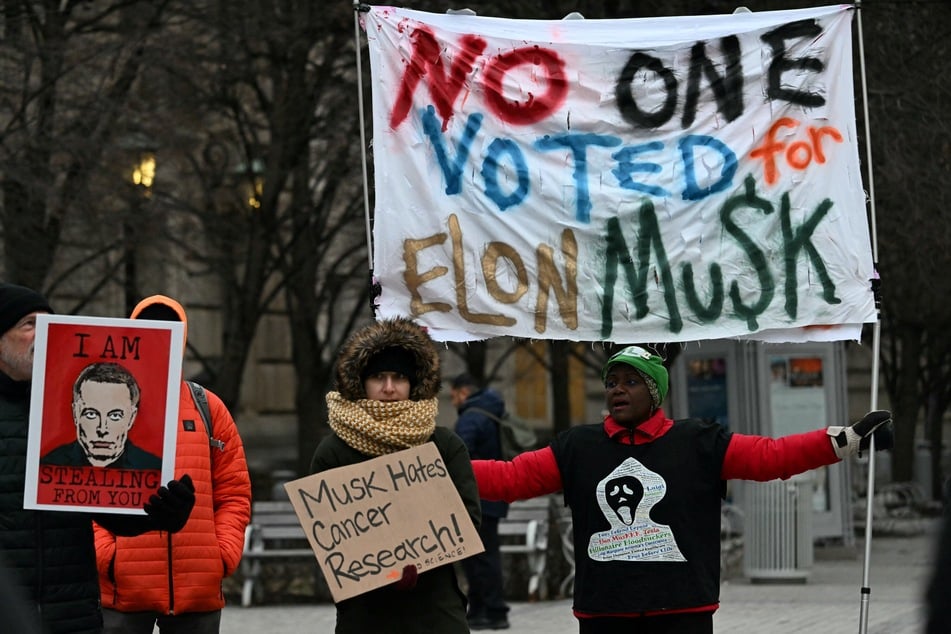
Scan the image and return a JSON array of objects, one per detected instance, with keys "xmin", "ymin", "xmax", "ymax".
[
  {"xmin": 0, "ymin": 1, "xmax": 172, "ymax": 296},
  {"xmin": 861, "ymin": 2, "xmax": 951, "ymax": 490},
  {"xmin": 77, "ymin": 1, "xmax": 379, "ymax": 476},
  {"xmin": 140, "ymin": 2, "xmax": 375, "ymax": 473}
]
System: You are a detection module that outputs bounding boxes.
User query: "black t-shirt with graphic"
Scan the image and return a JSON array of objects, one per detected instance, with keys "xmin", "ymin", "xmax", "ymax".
[{"xmin": 551, "ymin": 419, "xmax": 731, "ymax": 614}]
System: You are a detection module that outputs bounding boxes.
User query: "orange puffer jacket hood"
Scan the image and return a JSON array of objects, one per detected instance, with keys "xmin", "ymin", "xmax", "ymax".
[
  {"xmin": 130, "ymin": 294, "xmax": 188, "ymax": 354},
  {"xmin": 93, "ymin": 295, "xmax": 252, "ymax": 614}
]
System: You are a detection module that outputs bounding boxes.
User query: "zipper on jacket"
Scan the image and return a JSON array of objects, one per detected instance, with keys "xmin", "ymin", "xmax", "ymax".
[
  {"xmin": 109, "ymin": 550, "xmax": 118, "ymax": 605},
  {"xmin": 166, "ymin": 531, "xmax": 175, "ymax": 615}
]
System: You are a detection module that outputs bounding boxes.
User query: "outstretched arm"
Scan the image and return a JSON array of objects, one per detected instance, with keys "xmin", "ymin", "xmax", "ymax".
[
  {"xmin": 722, "ymin": 411, "xmax": 893, "ymax": 481},
  {"xmin": 721, "ymin": 429, "xmax": 835, "ymax": 481},
  {"xmin": 472, "ymin": 446, "xmax": 562, "ymax": 502}
]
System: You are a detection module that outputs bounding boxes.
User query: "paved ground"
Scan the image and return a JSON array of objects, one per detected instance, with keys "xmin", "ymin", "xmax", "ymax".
[{"xmin": 220, "ymin": 519, "xmax": 938, "ymax": 633}]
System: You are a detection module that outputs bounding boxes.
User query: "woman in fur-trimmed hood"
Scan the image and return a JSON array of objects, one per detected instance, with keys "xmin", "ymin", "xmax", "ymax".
[
  {"xmin": 310, "ymin": 317, "xmax": 481, "ymax": 634},
  {"xmin": 333, "ymin": 315, "xmax": 441, "ymax": 402}
]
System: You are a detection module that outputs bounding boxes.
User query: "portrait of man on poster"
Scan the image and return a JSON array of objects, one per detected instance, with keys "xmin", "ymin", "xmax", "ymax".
[
  {"xmin": 41, "ymin": 361, "xmax": 161, "ymax": 470},
  {"xmin": 24, "ymin": 314, "xmax": 182, "ymax": 514}
]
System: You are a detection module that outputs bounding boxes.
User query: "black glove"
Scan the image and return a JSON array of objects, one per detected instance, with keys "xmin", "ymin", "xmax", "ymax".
[
  {"xmin": 827, "ymin": 410, "xmax": 893, "ymax": 459},
  {"xmin": 866, "ymin": 418, "xmax": 895, "ymax": 453},
  {"xmin": 870, "ymin": 274, "xmax": 882, "ymax": 312},
  {"xmin": 393, "ymin": 564, "xmax": 418, "ymax": 591},
  {"xmin": 144, "ymin": 474, "xmax": 195, "ymax": 533}
]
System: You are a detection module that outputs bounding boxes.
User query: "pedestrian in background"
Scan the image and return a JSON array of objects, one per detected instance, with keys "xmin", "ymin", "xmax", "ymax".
[
  {"xmin": 0, "ymin": 283, "xmax": 195, "ymax": 634},
  {"xmin": 473, "ymin": 345, "xmax": 893, "ymax": 634},
  {"xmin": 451, "ymin": 373, "xmax": 511, "ymax": 631},
  {"xmin": 311, "ymin": 317, "xmax": 481, "ymax": 634},
  {"xmin": 94, "ymin": 294, "xmax": 252, "ymax": 633}
]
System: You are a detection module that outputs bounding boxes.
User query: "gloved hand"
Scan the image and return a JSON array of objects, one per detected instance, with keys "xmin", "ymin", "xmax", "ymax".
[
  {"xmin": 827, "ymin": 410, "xmax": 893, "ymax": 459},
  {"xmin": 144, "ymin": 475, "xmax": 195, "ymax": 533},
  {"xmin": 393, "ymin": 564, "xmax": 418, "ymax": 591}
]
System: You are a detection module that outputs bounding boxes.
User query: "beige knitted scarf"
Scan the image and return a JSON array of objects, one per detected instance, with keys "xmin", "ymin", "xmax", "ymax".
[{"xmin": 326, "ymin": 391, "xmax": 437, "ymax": 457}]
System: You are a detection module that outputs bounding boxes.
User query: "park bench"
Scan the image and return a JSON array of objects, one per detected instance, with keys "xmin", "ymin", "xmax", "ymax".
[
  {"xmin": 551, "ymin": 497, "xmax": 575, "ymax": 597},
  {"xmin": 499, "ymin": 495, "xmax": 554, "ymax": 600},
  {"xmin": 720, "ymin": 500, "xmax": 745, "ymax": 576},
  {"xmin": 240, "ymin": 500, "xmax": 314, "ymax": 607}
]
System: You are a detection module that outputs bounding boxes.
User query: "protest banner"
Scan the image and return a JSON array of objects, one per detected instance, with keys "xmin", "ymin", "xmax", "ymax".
[
  {"xmin": 363, "ymin": 5, "xmax": 876, "ymax": 343},
  {"xmin": 24, "ymin": 315, "xmax": 183, "ymax": 513},
  {"xmin": 284, "ymin": 442, "xmax": 483, "ymax": 602}
]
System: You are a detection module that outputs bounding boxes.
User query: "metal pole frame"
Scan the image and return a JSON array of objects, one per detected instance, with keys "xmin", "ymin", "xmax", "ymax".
[
  {"xmin": 348, "ymin": 13, "xmax": 887, "ymax": 617},
  {"xmin": 352, "ymin": 2, "xmax": 375, "ymax": 308},
  {"xmin": 853, "ymin": 1, "xmax": 882, "ymax": 632}
]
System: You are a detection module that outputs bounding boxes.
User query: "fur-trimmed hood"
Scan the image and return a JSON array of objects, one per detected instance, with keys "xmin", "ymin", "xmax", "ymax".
[{"xmin": 334, "ymin": 317, "xmax": 440, "ymax": 401}]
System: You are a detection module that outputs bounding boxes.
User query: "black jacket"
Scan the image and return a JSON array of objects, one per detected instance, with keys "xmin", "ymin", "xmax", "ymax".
[
  {"xmin": 0, "ymin": 373, "xmax": 158, "ymax": 633},
  {"xmin": 0, "ymin": 372, "xmax": 103, "ymax": 634}
]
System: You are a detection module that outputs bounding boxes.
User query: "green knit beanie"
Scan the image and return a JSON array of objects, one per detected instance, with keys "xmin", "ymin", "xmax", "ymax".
[{"xmin": 602, "ymin": 346, "xmax": 669, "ymax": 405}]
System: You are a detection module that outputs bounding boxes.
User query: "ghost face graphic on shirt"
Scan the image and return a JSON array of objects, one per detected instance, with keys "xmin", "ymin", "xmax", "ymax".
[
  {"xmin": 588, "ymin": 457, "xmax": 686, "ymax": 562},
  {"xmin": 604, "ymin": 476, "xmax": 643, "ymax": 526}
]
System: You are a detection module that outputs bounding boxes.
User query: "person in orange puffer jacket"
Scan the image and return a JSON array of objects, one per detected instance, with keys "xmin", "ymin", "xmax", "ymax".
[{"xmin": 93, "ymin": 295, "xmax": 252, "ymax": 633}]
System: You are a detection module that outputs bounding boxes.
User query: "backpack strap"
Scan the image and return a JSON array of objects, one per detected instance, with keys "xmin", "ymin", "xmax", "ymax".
[
  {"xmin": 464, "ymin": 407, "xmax": 505, "ymax": 456},
  {"xmin": 467, "ymin": 406, "xmax": 503, "ymax": 425},
  {"xmin": 186, "ymin": 380, "xmax": 226, "ymax": 455}
]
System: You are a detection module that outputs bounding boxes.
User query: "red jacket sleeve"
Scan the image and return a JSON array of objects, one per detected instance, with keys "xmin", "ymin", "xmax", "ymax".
[
  {"xmin": 721, "ymin": 428, "xmax": 839, "ymax": 481},
  {"xmin": 472, "ymin": 446, "xmax": 563, "ymax": 502}
]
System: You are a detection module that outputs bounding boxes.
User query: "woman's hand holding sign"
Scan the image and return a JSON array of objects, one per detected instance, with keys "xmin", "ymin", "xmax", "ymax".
[{"xmin": 393, "ymin": 564, "xmax": 419, "ymax": 591}]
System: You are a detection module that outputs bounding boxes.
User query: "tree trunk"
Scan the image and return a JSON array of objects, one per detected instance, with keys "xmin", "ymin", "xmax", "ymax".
[
  {"xmin": 891, "ymin": 325, "xmax": 922, "ymax": 482},
  {"xmin": 214, "ymin": 303, "xmax": 260, "ymax": 412},
  {"xmin": 926, "ymin": 393, "xmax": 945, "ymax": 501},
  {"xmin": 289, "ymin": 308, "xmax": 331, "ymax": 477},
  {"xmin": 549, "ymin": 340, "xmax": 571, "ymax": 434},
  {"xmin": 1, "ymin": 177, "xmax": 56, "ymax": 289},
  {"xmin": 466, "ymin": 341, "xmax": 489, "ymax": 384}
]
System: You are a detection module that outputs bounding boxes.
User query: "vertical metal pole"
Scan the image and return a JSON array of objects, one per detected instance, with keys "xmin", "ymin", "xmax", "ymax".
[
  {"xmin": 854, "ymin": 1, "xmax": 881, "ymax": 632},
  {"xmin": 353, "ymin": 1, "xmax": 373, "ymax": 274}
]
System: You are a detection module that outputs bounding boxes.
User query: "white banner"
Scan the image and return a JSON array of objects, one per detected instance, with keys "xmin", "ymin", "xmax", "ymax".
[{"xmin": 364, "ymin": 5, "xmax": 876, "ymax": 343}]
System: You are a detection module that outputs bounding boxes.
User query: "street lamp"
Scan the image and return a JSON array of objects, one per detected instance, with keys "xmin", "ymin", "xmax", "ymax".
[
  {"xmin": 131, "ymin": 152, "xmax": 156, "ymax": 192},
  {"xmin": 232, "ymin": 158, "xmax": 265, "ymax": 211}
]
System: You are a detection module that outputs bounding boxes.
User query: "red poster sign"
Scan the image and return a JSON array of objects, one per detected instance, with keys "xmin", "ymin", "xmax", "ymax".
[{"xmin": 24, "ymin": 315, "xmax": 183, "ymax": 514}]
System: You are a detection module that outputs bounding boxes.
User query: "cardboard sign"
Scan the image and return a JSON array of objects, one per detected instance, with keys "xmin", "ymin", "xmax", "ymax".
[
  {"xmin": 284, "ymin": 442, "xmax": 483, "ymax": 602},
  {"xmin": 24, "ymin": 315, "xmax": 183, "ymax": 514}
]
